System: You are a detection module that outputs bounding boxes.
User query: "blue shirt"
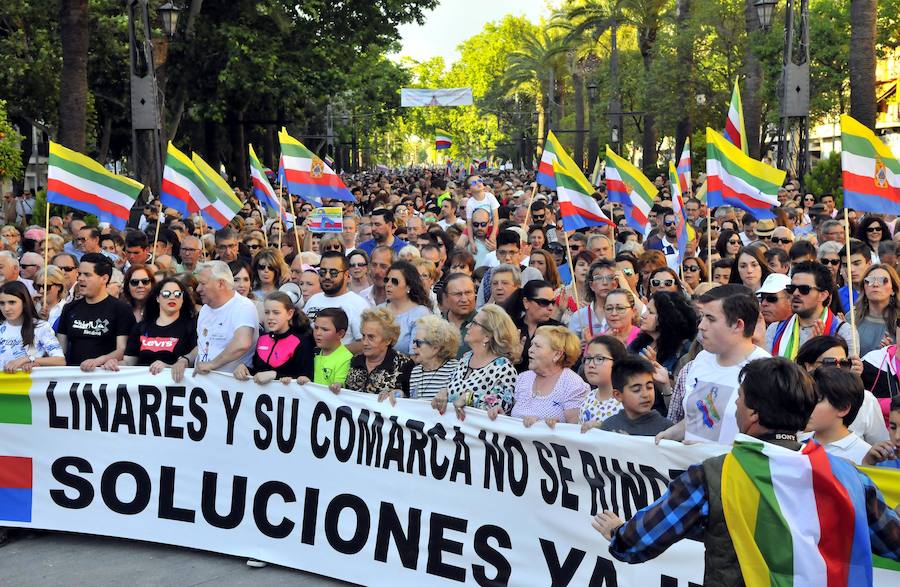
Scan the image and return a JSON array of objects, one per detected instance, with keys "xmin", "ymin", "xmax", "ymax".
[
  {"xmin": 357, "ymin": 237, "xmax": 408, "ymax": 256},
  {"xmin": 839, "ymin": 285, "xmax": 860, "ymax": 314}
]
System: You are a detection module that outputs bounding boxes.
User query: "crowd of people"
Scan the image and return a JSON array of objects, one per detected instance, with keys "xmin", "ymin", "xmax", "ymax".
[{"xmin": 2, "ymin": 166, "xmax": 899, "ymax": 568}]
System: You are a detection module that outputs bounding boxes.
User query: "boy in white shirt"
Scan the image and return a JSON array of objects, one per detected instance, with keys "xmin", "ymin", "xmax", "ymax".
[{"xmin": 806, "ymin": 366, "xmax": 871, "ymax": 464}]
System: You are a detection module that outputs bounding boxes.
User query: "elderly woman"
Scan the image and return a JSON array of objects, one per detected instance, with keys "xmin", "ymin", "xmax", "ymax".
[
  {"xmin": 32, "ymin": 265, "xmax": 68, "ymax": 327},
  {"xmin": 431, "ymin": 304, "xmax": 520, "ymax": 419},
  {"xmin": 411, "ymin": 257, "xmax": 440, "ymax": 312},
  {"xmin": 347, "ymin": 249, "xmax": 371, "ymax": 294},
  {"xmin": 378, "ymin": 314, "xmax": 460, "ymax": 403},
  {"xmin": 342, "ymin": 307, "xmax": 414, "ymax": 396},
  {"xmin": 510, "ymin": 324, "xmax": 589, "ymax": 427}
]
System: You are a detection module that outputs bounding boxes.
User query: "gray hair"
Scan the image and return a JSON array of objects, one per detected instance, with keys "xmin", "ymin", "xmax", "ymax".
[
  {"xmin": 198, "ymin": 260, "xmax": 234, "ymax": 287},
  {"xmin": 0, "ymin": 251, "xmax": 19, "ymax": 267},
  {"xmin": 817, "ymin": 240, "xmax": 843, "ymax": 258},
  {"xmin": 492, "ymin": 264, "xmax": 521, "ymax": 285}
]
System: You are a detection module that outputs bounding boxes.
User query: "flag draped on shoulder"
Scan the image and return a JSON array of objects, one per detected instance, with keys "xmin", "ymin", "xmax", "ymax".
[
  {"xmin": 248, "ymin": 145, "xmax": 278, "ymax": 212},
  {"xmin": 536, "ymin": 130, "xmax": 564, "ymax": 190},
  {"xmin": 162, "ymin": 142, "xmax": 210, "ymax": 217},
  {"xmin": 677, "ymin": 138, "xmax": 692, "ymax": 194},
  {"xmin": 191, "ymin": 153, "xmax": 241, "ymax": 229},
  {"xmin": 435, "ymin": 130, "xmax": 452, "ymax": 150},
  {"xmin": 605, "ymin": 146, "xmax": 658, "ymax": 232},
  {"xmin": 47, "ymin": 141, "xmax": 143, "ymax": 230},
  {"xmin": 841, "ymin": 114, "xmax": 900, "ymax": 214},
  {"xmin": 725, "ymin": 78, "xmax": 748, "ymax": 155},
  {"xmin": 278, "ymin": 129, "xmax": 354, "ymax": 202},
  {"xmin": 669, "ymin": 161, "xmax": 689, "ymax": 265},
  {"xmin": 722, "ymin": 436, "xmax": 873, "ymax": 587},
  {"xmin": 552, "ymin": 144, "xmax": 613, "ymax": 231},
  {"xmin": 706, "ymin": 128, "xmax": 784, "ymax": 219}
]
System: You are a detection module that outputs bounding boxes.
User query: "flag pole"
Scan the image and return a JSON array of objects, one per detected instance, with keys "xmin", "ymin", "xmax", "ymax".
[
  {"xmin": 42, "ymin": 194, "xmax": 50, "ymax": 310},
  {"xmin": 150, "ymin": 201, "xmax": 163, "ymax": 265},
  {"xmin": 276, "ymin": 190, "xmax": 285, "ymax": 251},
  {"xmin": 562, "ymin": 229, "xmax": 582, "ymax": 311},
  {"xmin": 522, "ymin": 181, "xmax": 539, "ymax": 229},
  {"xmin": 286, "ymin": 193, "xmax": 301, "ymax": 254},
  {"xmin": 706, "ymin": 206, "xmax": 712, "ymax": 283},
  {"xmin": 843, "ymin": 208, "xmax": 859, "ymax": 355}
]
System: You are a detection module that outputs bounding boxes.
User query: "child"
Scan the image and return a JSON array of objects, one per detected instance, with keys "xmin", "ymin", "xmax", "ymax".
[
  {"xmin": 298, "ymin": 308, "xmax": 352, "ymax": 386},
  {"xmin": 580, "ymin": 335, "xmax": 627, "ymax": 432},
  {"xmin": 806, "ymin": 366, "xmax": 871, "ymax": 464},
  {"xmin": 863, "ymin": 395, "xmax": 900, "ymax": 469},
  {"xmin": 234, "ymin": 291, "xmax": 313, "ymax": 384},
  {"xmin": 601, "ymin": 355, "xmax": 673, "ymax": 436}
]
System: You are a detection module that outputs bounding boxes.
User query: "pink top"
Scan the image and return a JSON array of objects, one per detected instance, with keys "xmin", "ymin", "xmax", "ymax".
[
  {"xmin": 511, "ymin": 368, "xmax": 590, "ymax": 421},
  {"xmin": 603, "ymin": 325, "xmax": 641, "ymax": 346}
]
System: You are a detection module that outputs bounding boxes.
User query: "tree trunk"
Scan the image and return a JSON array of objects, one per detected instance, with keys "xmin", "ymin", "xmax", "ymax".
[
  {"xmin": 573, "ymin": 65, "xmax": 585, "ymax": 170},
  {"xmin": 674, "ymin": 0, "xmax": 693, "ymax": 160},
  {"xmin": 58, "ymin": 0, "xmax": 90, "ymax": 151},
  {"xmin": 98, "ymin": 115, "xmax": 113, "ymax": 162},
  {"xmin": 639, "ymin": 35, "xmax": 658, "ymax": 173},
  {"xmin": 849, "ymin": 0, "xmax": 878, "ymax": 129},
  {"xmin": 742, "ymin": 0, "xmax": 763, "ymax": 158}
]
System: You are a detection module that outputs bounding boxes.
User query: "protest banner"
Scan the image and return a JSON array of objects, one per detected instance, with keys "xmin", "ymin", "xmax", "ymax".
[
  {"xmin": 308, "ymin": 207, "xmax": 343, "ymax": 233},
  {"xmin": 1, "ymin": 368, "xmax": 897, "ymax": 585}
]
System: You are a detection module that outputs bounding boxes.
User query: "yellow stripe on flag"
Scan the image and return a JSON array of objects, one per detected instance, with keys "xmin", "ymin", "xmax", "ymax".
[
  {"xmin": 0, "ymin": 372, "xmax": 32, "ymax": 396},
  {"xmin": 722, "ymin": 454, "xmax": 771, "ymax": 587},
  {"xmin": 842, "ymin": 114, "xmax": 899, "ymax": 161}
]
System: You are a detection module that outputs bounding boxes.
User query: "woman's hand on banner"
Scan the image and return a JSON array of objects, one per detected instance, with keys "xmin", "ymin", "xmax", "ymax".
[
  {"xmin": 377, "ymin": 390, "xmax": 402, "ymax": 406},
  {"xmin": 522, "ymin": 416, "xmax": 539, "ymax": 428},
  {"xmin": 431, "ymin": 389, "xmax": 449, "ymax": 414},
  {"xmin": 233, "ymin": 364, "xmax": 250, "ymax": 381},
  {"xmin": 253, "ymin": 371, "xmax": 277, "ymax": 385},
  {"xmin": 486, "ymin": 406, "xmax": 502, "ymax": 420},
  {"xmin": 592, "ymin": 511, "xmax": 624, "ymax": 540}
]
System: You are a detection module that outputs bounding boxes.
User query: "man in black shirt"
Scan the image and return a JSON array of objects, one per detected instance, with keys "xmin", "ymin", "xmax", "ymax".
[{"xmin": 57, "ymin": 252, "xmax": 135, "ymax": 370}]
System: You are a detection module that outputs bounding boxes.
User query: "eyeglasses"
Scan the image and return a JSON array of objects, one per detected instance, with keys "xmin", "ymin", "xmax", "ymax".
[
  {"xmin": 411, "ymin": 339, "xmax": 430, "ymax": 347},
  {"xmin": 684, "ymin": 265, "xmax": 700, "ymax": 273},
  {"xmin": 757, "ymin": 293, "xmax": 781, "ymax": 304},
  {"xmin": 20, "ymin": 264, "xmax": 38, "ymax": 269},
  {"xmin": 57, "ymin": 266, "xmax": 77, "ymax": 272},
  {"xmin": 349, "ymin": 262, "xmax": 368, "ymax": 268},
  {"xmin": 129, "ymin": 278, "xmax": 152, "ymax": 286},
  {"xmin": 785, "ymin": 284, "xmax": 821, "ymax": 295},
  {"xmin": 651, "ymin": 279, "xmax": 675, "ymax": 287},
  {"xmin": 728, "ymin": 239, "xmax": 741, "ymax": 245},
  {"xmin": 818, "ymin": 357, "xmax": 852, "ymax": 369},
  {"xmin": 864, "ymin": 276, "xmax": 890, "ymax": 286},
  {"xmin": 246, "ymin": 243, "xmax": 261, "ymax": 250},
  {"xmin": 820, "ymin": 258, "xmax": 841, "ymax": 266},
  {"xmin": 468, "ymin": 180, "xmax": 483, "ymax": 186},
  {"xmin": 160, "ymin": 290, "xmax": 184, "ymax": 299},
  {"xmin": 592, "ymin": 275, "xmax": 614, "ymax": 283},
  {"xmin": 317, "ymin": 268, "xmax": 344, "ymax": 278},
  {"xmin": 180, "ymin": 247, "xmax": 200, "ymax": 253},
  {"xmin": 604, "ymin": 305, "xmax": 632, "ymax": 314},
  {"xmin": 384, "ymin": 277, "xmax": 402, "ymax": 286},
  {"xmin": 583, "ymin": 355, "xmax": 613, "ymax": 365},
  {"xmin": 532, "ymin": 214, "xmax": 545, "ymax": 222},
  {"xmin": 470, "ymin": 319, "xmax": 490, "ymax": 332},
  {"xmin": 771, "ymin": 237, "xmax": 793, "ymax": 244},
  {"xmin": 664, "ymin": 220, "xmax": 677, "ymax": 227},
  {"xmin": 472, "ymin": 221, "xmax": 489, "ymax": 228},
  {"xmin": 528, "ymin": 297, "xmax": 555, "ymax": 307},
  {"xmin": 867, "ymin": 226, "xmax": 883, "ymax": 232}
]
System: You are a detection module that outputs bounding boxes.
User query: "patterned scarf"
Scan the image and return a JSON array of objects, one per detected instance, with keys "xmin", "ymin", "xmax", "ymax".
[{"xmin": 771, "ymin": 307, "xmax": 838, "ymax": 360}]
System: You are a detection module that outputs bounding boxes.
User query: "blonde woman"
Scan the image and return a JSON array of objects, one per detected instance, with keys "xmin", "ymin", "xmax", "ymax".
[
  {"xmin": 378, "ymin": 314, "xmax": 460, "ymax": 403},
  {"xmin": 431, "ymin": 304, "xmax": 521, "ymax": 419},
  {"xmin": 44, "ymin": 234, "xmax": 65, "ymax": 259},
  {"xmin": 342, "ymin": 307, "xmax": 413, "ymax": 396},
  {"xmin": 32, "ymin": 265, "xmax": 67, "ymax": 327},
  {"xmin": 319, "ymin": 235, "xmax": 345, "ymax": 256},
  {"xmin": 251, "ymin": 248, "xmax": 290, "ymax": 299}
]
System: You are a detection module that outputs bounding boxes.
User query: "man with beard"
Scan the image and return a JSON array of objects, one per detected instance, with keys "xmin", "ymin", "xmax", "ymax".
[
  {"xmin": 457, "ymin": 208, "xmax": 492, "ymax": 267},
  {"xmin": 357, "ymin": 209, "xmax": 407, "ymax": 256},
  {"xmin": 303, "ymin": 250, "xmax": 370, "ymax": 353},
  {"xmin": 646, "ymin": 208, "xmax": 679, "ymax": 270}
]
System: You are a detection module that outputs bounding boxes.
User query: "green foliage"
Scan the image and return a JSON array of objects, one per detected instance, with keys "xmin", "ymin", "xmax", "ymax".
[
  {"xmin": 0, "ymin": 99, "xmax": 24, "ymax": 180},
  {"xmin": 803, "ymin": 151, "xmax": 843, "ymax": 204}
]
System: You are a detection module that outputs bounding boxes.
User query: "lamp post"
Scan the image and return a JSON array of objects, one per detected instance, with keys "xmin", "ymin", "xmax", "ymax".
[{"xmin": 587, "ymin": 81, "xmax": 599, "ymax": 171}]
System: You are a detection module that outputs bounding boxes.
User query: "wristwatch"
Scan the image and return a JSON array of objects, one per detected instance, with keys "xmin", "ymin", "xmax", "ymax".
[{"xmin": 27, "ymin": 354, "xmax": 37, "ymax": 365}]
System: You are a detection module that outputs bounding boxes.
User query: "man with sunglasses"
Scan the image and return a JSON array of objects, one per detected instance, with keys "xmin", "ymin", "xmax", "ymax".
[
  {"xmin": 457, "ymin": 208, "xmax": 493, "ymax": 267},
  {"xmin": 755, "ymin": 273, "xmax": 792, "ymax": 325},
  {"xmin": 765, "ymin": 261, "xmax": 857, "ymax": 358},
  {"xmin": 302, "ymin": 250, "xmax": 369, "ymax": 353},
  {"xmin": 769, "ymin": 226, "xmax": 794, "ymax": 252},
  {"xmin": 645, "ymin": 208, "xmax": 680, "ymax": 271},
  {"xmin": 464, "ymin": 175, "xmax": 500, "ymax": 245}
]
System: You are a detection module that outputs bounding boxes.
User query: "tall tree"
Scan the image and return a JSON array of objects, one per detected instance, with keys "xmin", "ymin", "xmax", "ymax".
[
  {"xmin": 742, "ymin": 0, "xmax": 763, "ymax": 158},
  {"xmin": 58, "ymin": 0, "xmax": 89, "ymax": 151},
  {"xmin": 849, "ymin": 0, "xmax": 878, "ymax": 128}
]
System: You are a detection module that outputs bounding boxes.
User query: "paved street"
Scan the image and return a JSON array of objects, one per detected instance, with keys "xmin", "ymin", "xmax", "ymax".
[{"xmin": 0, "ymin": 530, "xmax": 353, "ymax": 586}]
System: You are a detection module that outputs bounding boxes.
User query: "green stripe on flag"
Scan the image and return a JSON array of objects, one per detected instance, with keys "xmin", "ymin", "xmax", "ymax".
[
  {"xmin": 49, "ymin": 154, "xmax": 143, "ymax": 198},
  {"xmin": 732, "ymin": 444, "xmax": 794, "ymax": 586},
  {"xmin": 708, "ymin": 143, "xmax": 783, "ymax": 193},
  {"xmin": 556, "ymin": 168, "xmax": 591, "ymax": 195},
  {"xmin": 842, "ymin": 134, "xmax": 900, "ymax": 173},
  {"xmin": 280, "ymin": 140, "xmax": 314, "ymax": 159}
]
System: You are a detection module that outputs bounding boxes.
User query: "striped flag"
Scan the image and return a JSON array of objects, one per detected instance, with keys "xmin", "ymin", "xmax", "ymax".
[
  {"xmin": 278, "ymin": 128, "xmax": 354, "ymax": 202},
  {"xmin": 677, "ymin": 138, "xmax": 692, "ymax": 194},
  {"xmin": 725, "ymin": 78, "xmax": 748, "ymax": 154},
  {"xmin": 722, "ymin": 437, "xmax": 873, "ymax": 586},
  {"xmin": 162, "ymin": 142, "xmax": 211, "ymax": 217},
  {"xmin": 589, "ymin": 156, "xmax": 602, "ymax": 187},
  {"xmin": 668, "ymin": 161, "xmax": 688, "ymax": 264},
  {"xmin": 0, "ymin": 455, "xmax": 32, "ymax": 522},
  {"xmin": 706, "ymin": 128, "xmax": 784, "ymax": 219},
  {"xmin": 191, "ymin": 153, "xmax": 242, "ymax": 228},
  {"xmin": 841, "ymin": 114, "xmax": 900, "ymax": 214},
  {"xmin": 605, "ymin": 145, "xmax": 658, "ymax": 232},
  {"xmin": 47, "ymin": 141, "xmax": 143, "ymax": 231},
  {"xmin": 435, "ymin": 129, "xmax": 452, "ymax": 150},
  {"xmin": 536, "ymin": 131, "xmax": 563, "ymax": 189},
  {"xmin": 552, "ymin": 143, "xmax": 613, "ymax": 231},
  {"xmin": 248, "ymin": 145, "xmax": 278, "ymax": 212}
]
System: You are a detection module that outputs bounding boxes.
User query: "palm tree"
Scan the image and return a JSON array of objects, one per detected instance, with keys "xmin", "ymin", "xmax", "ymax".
[
  {"xmin": 58, "ymin": 0, "xmax": 89, "ymax": 151},
  {"xmin": 849, "ymin": 0, "xmax": 877, "ymax": 129}
]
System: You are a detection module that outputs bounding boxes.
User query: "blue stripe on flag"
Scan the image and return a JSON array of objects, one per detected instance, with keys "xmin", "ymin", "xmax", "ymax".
[
  {"xmin": 844, "ymin": 191, "xmax": 900, "ymax": 215},
  {"xmin": 47, "ymin": 191, "xmax": 128, "ymax": 230},
  {"xmin": 826, "ymin": 455, "xmax": 874, "ymax": 587},
  {"xmin": 0, "ymin": 487, "xmax": 32, "ymax": 522}
]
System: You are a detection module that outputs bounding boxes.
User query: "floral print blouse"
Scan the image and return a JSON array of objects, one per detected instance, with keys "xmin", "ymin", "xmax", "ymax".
[
  {"xmin": 580, "ymin": 390, "xmax": 623, "ymax": 424},
  {"xmin": 446, "ymin": 351, "xmax": 518, "ymax": 414}
]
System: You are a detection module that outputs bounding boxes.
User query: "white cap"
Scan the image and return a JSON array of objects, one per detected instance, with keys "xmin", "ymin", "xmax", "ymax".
[{"xmin": 756, "ymin": 273, "xmax": 791, "ymax": 294}]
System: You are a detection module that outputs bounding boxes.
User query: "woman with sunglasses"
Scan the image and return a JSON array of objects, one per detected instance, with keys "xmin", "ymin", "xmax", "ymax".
[
  {"xmin": 32, "ymin": 265, "xmax": 68, "ymax": 328},
  {"xmin": 378, "ymin": 314, "xmax": 460, "ymax": 403},
  {"xmin": 855, "ymin": 216, "xmax": 890, "ymax": 263},
  {"xmin": 379, "ymin": 261, "xmax": 432, "ymax": 355},
  {"xmin": 602, "ymin": 288, "xmax": 640, "ymax": 347},
  {"xmin": 715, "ymin": 229, "xmax": 743, "ymax": 260},
  {"xmin": 110, "ymin": 278, "xmax": 197, "ymax": 381},
  {"xmin": 242, "ymin": 236, "xmax": 263, "ymax": 258},
  {"xmin": 680, "ymin": 256, "xmax": 707, "ymax": 293},
  {"xmin": 797, "ymin": 335, "xmax": 888, "ymax": 445},
  {"xmin": 503, "ymin": 279, "xmax": 561, "ymax": 372},
  {"xmin": 347, "ymin": 249, "xmax": 371, "ymax": 294},
  {"xmin": 854, "ymin": 264, "xmax": 900, "ymax": 356},
  {"xmin": 817, "ymin": 240, "xmax": 844, "ymax": 282},
  {"xmin": 0, "ymin": 281, "xmax": 65, "ymax": 373},
  {"xmin": 579, "ymin": 335, "xmax": 628, "ymax": 432},
  {"xmin": 123, "ymin": 264, "xmax": 156, "ymax": 323},
  {"xmin": 320, "ymin": 235, "xmax": 346, "ymax": 257},
  {"xmin": 647, "ymin": 267, "xmax": 684, "ymax": 297},
  {"xmin": 251, "ymin": 248, "xmax": 289, "ymax": 300}
]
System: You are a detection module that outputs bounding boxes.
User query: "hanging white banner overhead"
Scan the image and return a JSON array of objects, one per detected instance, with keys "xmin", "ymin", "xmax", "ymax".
[{"xmin": 400, "ymin": 87, "xmax": 473, "ymax": 107}]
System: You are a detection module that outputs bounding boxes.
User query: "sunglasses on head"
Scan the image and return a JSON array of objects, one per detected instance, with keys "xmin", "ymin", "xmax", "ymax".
[
  {"xmin": 651, "ymin": 278, "xmax": 675, "ymax": 287},
  {"xmin": 160, "ymin": 290, "xmax": 184, "ymax": 299},
  {"xmin": 785, "ymin": 284, "xmax": 820, "ymax": 295},
  {"xmin": 130, "ymin": 278, "xmax": 151, "ymax": 286},
  {"xmin": 528, "ymin": 297, "xmax": 555, "ymax": 307}
]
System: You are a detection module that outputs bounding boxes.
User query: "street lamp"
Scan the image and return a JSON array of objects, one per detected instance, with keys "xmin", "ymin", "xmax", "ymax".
[
  {"xmin": 158, "ymin": 2, "xmax": 181, "ymax": 39},
  {"xmin": 754, "ymin": 0, "xmax": 777, "ymax": 32},
  {"xmin": 586, "ymin": 81, "xmax": 598, "ymax": 169}
]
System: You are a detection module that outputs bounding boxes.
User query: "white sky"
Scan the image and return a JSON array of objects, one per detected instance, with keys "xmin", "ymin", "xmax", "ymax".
[{"xmin": 394, "ymin": 0, "xmax": 556, "ymax": 65}]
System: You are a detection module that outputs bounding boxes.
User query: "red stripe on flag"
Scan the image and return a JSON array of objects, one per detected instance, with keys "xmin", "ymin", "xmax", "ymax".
[
  {"xmin": 805, "ymin": 445, "xmax": 854, "ymax": 587},
  {"xmin": 46, "ymin": 179, "xmax": 130, "ymax": 220},
  {"xmin": 559, "ymin": 202, "xmax": 614, "ymax": 225},
  {"xmin": 724, "ymin": 118, "xmax": 742, "ymax": 148},
  {"xmin": 0, "ymin": 456, "xmax": 31, "ymax": 489},
  {"xmin": 707, "ymin": 175, "xmax": 773, "ymax": 210},
  {"xmin": 283, "ymin": 168, "xmax": 347, "ymax": 188},
  {"xmin": 537, "ymin": 161, "xmax": 554, "ymax": 178},
  {"xmin": 842, "ymin": 171, "xmax": 900, "ymax": 202},
  {"xmin": 251, "ymin": 176, "xmax": 275, "ymax": 198},
  {"xmin": 204, "ymin": 206, "xmax": 229, "ymax": 227}
]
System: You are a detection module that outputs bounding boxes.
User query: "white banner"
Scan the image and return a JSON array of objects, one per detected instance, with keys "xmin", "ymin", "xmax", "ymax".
[
  {"xmin": 0, "ymin": 368, "xmax": 896, "ymax": 585},
  {"xmin": 400, "ymin": 88, "xmax": 474, "ymax": 107}
]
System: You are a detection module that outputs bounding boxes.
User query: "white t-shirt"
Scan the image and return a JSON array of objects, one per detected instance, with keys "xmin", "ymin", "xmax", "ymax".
[
  {"xmin": 821, "ymin": 432, "xmax": 872, "ymax": 465},
  {"xmin": 465, "ymin": 192, "xmax": 499, "ymax": 221},
  {"xmin": 0, "ymin": 321, "xmax": 65, "ymax": 369},
  {"xmin": 682, "ymin": 346, "xmax": 771, "ymax": 444},
  {"xmin": 303, "ymin": 290, "xmax": 371, "ymax": 344},
  {"xmin": 197, "ymin": 293, "xmax": 260, "ymax": 372},
  {"xmin": 849, "ymin": 390, "xmax": 890, "ymax": 445}
]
